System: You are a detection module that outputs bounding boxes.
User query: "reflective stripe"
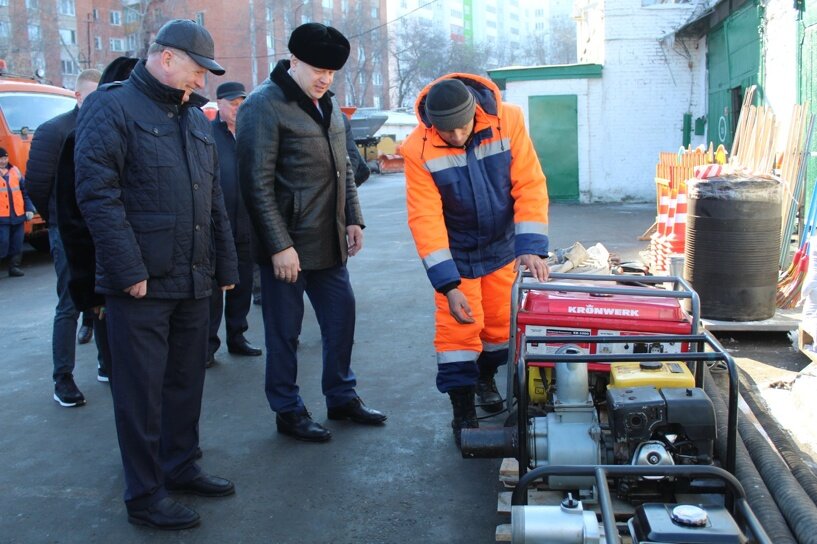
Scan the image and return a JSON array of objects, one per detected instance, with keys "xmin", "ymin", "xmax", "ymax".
[
  {"xmin": 482, "ymin": 341, "xmax": 509, "ymax": 352},
  {"xmin": 422, "ymin": 248, "xmax": 454, "ymax": 270},
  {"xmin": 473, "ymin": 138, "xmax": 510, "ymax": 161},
  {"xmin": 515, "ymin": 222, "xmax": 549, "ymax": 236},
  {"xmin": 437, "ymin": 350, "xmax": 480, "ymax": 364},
  {"xmin": 425, "ymin": 153, "xmax": 466, "ymax": 173}
]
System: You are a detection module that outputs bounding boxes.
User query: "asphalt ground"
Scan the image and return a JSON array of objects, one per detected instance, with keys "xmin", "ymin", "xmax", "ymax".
[{"xmin": 1, "ymin": 173, "xmax": 811, "ymax": 543}]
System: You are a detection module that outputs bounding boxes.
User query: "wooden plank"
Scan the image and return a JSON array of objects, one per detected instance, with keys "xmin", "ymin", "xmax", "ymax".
[
  {"xmin": 499, "ymin": 457, "xmax": 519, "ymax": 487},
  {"xmin": 798, "ymin": 325, "xmax": 817, "ymax": 364},
  {"xmin": 496, "ymin": 524, "xmax": 511, "ymax": 542}
]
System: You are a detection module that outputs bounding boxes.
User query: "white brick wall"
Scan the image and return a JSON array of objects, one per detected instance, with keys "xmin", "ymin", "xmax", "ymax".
[
  {"xmin": 763, "ymin": 1, "xmax": 799, "ymax": 149},
  {"xmin": 506, "ymin": 0, "xmax": 704, "ymax": 201}
]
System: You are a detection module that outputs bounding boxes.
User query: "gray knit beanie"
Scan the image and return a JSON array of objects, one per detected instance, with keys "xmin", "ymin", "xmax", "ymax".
[{"xmin": 425, "ymin": 79, "xmax": 476, "ymax": 131}]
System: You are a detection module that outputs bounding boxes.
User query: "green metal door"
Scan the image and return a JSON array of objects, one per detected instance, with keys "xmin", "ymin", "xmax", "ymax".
[
  {"xmin": 706, "ymin": 2, "xmax": 761, "ymax": 149},
  {"xmin": 528, "ymin": 95, "xmax": 579, "ymax": 201}
]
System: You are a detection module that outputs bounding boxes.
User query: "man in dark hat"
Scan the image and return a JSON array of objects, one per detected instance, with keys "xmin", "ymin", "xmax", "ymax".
[
  {"xmin": 237, "ymin": 22, "xmax": 386, "ymax": 443},
  {"xmin": 401, "ymin": 74, "xmax": 550, "ymax": 448},
  {"xmin": 74, "ymin": 19, "xmax": 238, "ymax": 529},
  {"xmin": 207, "ymin": 81, "xmax": 262, "ymax": 367}
]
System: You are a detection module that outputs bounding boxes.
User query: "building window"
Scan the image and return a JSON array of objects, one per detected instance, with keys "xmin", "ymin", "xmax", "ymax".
[
  {"xmin": 486, "ymin": 4, "xmax": 495, "ymax": 12},
  {"xmin": 358, "ymin": 46, "xmax": 364, "ymax": 63},
  {"xmin": 28, "ymin": 24, "xmax": 40, "ymax": 42},
  {"xmin": 195, "ymin": 12, "xmax": 205, "ymax": 26},
  {"xmin": 110, "ymin": 37, "xmax": 125, "ymax": 51},
  {"xmin": 535, "ymin": 22, "xmax": 544, "ymax": 31},
  {"xmin": 59, "ymin": 28, "xmax": 77, "ymax": 45},
  {"xmin": 110, "ymin": 10, "xmax": 121, "ymax": 26},
  {"xmin": 125, "ymin": 8, "xmax": 138, "ymax": 23},
  {"xmin": 373, "ymin": 71, "xmax": 382, "ymax": 86},
  {"xmin": 25, "ymin": 0, "xmax": 37, "ymax": 10},
  {"xmin": 266, "ymin": 6, "xmax": 273, "ymax": 21},
  {"xmin": 341, "ymin": 0, "xmax": 348, "ymax": 15},
  {"xmin": 358, "ymin": 72, "xmax": 365, "ymax": 85},
  {"xmin": 450, "ymin": 9, "xmax": 462, "ymax": 18},
  {"xmin": 127, "ymin": 33, "xmax": 138, "ymax": 50},
  {"xmin": 92, "ymin": 8, "xmax": 99, "ymax": 20},
  {"xmin": 58, "ymin": 0, "xmax": 75, "ymax": 16},
  {"xmin": 153, "ymin": 8, "xmax": 162, "ymax": 19},
  {"xmin": 61, "ymin": 59, "xmax": 79, "ymax": 75},
  {"xmin": 94, "ymin": 36, "xmax": 102, "ymax": 50},
  {"xmin": 373, "ymin": 95, "xmax": 380, "ymax": 109},
  {"xmin": 486, "ymin": 20, "xmax": 496, "ymax": 28},
  {"xmin": 0, "ymin": 0, "xmax": 9, "ymax": 6},
  {"xmin": 371, "ymin": 6, "xmax": 378, "ymax": 18},
  {"xmin": 0, "ymin": 21, "xmax": 9, "ymax": 39},
  {"xmin": 266, "ymin": 33, "xmax": 273, "ymax": 51},
  {"xmin": 322, "ymin": 0, "xmax": 332, "ymax": 8},
  {"xmin": 534, "ymin": 8, "xmax": 544, "ymax": 16}
]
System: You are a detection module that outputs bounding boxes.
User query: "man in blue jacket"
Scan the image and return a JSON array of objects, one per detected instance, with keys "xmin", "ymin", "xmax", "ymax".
[
  {"xmin": 207, "ymin": 81, "xmax": 262, "ymax": 367},
  {"xmin": 75, "ymin": 20, "xmax": 238, "ymax": 530}
]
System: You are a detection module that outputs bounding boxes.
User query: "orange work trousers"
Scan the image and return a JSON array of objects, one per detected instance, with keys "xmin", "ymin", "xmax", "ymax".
[{"xmin": 434, "ymin": 260, "xmax": 515, "ymax": 364}]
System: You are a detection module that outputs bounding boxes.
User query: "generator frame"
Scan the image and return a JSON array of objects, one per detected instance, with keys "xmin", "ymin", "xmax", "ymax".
[{"xmin": 511, "ymin": 464, "xmax": 772, "ymax": 544}]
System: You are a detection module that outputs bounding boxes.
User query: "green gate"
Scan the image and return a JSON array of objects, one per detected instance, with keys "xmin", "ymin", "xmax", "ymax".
[
  {"xmin": 528, "ymin": 95, "xmax": 579, "ymax": 201},
  {"xmin": 706, "ymin": 2, "xmax": 761, "ymax": 149}
]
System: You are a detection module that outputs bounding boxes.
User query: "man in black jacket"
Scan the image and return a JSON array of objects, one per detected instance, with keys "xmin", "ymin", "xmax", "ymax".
[
  {"xmin": 26, "ymin": 68, "xmax": 104, "ymax": 407},
  {"xmin": 74, "ymin": 20, "xmax": 238, "ymax": 530},
  {"xmin": 207, "ymin": 81, "xmax": 262, "ymax": 367},
  {"xmin": 237, "ymin": 23, "xmax": 386, "ymax": 444}
]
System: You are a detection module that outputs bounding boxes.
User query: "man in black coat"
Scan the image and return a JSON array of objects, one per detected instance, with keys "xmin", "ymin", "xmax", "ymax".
[
  {"xmin": 74, "ymin": 20, "xmax": 238, "ymax": 530},
  {"xmin": 207, "ymin": 81, "xmax": 262, "ymax": 366},
  {"xmin": 26, "ymin": 68, "xmax": 105, "ymax": 407},
  {"xmin": 237, "ymin": 23, "xmax": 386, "ymax": 444}
]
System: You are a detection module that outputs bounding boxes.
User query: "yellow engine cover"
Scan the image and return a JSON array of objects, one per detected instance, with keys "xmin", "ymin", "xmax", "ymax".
[{"xmin": 608, "ymin": 361, "xmax": 694, "ymax": 389}]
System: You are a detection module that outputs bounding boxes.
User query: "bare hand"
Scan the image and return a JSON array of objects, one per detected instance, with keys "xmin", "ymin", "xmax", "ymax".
[
  {"xmin": 124, "ymin": 280, "xmax": 147, "ymax": 298},
  {"xmin": 221, "ymin": 284, "xmax": 235, "ymax": 291},
  {"xmin": 272, "ymin": 247, "xmax": 300, "ymax": 283},
  {"xmin": 515, "ymin": 254, "xmax": 550, "ymax": 282},
  {"xmin": 347, "ymin": 225, "xmax": 363, "ymax": 256},
  {"xmin": 446, "ymin": 288, "xmax": 475, "ymax": 324}
]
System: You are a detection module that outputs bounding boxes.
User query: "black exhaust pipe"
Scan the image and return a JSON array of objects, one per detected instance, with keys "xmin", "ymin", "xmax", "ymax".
[{"xmin": 460, "ymin": 427, "xmax": 518, "ymax": 459}]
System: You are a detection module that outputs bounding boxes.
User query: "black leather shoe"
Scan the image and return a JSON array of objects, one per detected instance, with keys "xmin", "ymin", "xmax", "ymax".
[
  {"xmin": 127, "ymin": 497, "xmax": 200, "ymax": 530},
  {"xmin": 77, "ymin": 324, "xmax": 93, "ymax": 345},
  {"xmin": 328, "ymin": 397, "xmax": 387, "ymax": 425},
  {"xmin": 227, "ymin": 339, "xmax": 262, "ymax": 356},
  {"xmin": 276, "ymin": 409, "xmax": 332, "ymax": 442},
  {"xmin": 166, "ymin": 472, "xmax": 235, "ymax": 497}
]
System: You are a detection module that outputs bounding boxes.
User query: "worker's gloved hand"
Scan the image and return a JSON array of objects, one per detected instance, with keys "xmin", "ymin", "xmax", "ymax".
[{"xmin": 25, "ymin": 211, "xmax": 34, "ymax": 220}]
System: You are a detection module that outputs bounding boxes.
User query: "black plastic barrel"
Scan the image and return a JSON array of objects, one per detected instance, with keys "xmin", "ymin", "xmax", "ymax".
[{"xmin": 684, "ymin": 177, "xmax": 781, "ymax": 321}]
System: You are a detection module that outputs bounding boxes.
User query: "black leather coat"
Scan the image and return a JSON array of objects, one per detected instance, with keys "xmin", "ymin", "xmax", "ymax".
[
  {"xmin": 74, "ymin": 61, "xmax": 238, "ymax": 299},
  {"xmin": 235, "ymin": 60, "xmax": 364, "ymax": 270}
]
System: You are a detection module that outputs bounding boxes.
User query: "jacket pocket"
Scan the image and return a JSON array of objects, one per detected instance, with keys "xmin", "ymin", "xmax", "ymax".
[
  {"xmin": 133, "ymin": 121, "xmax": 176, "ymax": 167},
  {"xmin": 190, "ymin": 129, "xmax": 215, "ymax": 175},
  {"xmin": 128, "ymin": 212, "xmax": 176, "ymax": 277}
]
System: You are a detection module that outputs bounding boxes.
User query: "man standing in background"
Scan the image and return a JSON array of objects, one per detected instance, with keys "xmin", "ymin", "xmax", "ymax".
[
  {"xmin": 26, "ymin": 68, "xmax": 104, "ymax": 406},
  {"xmin": 208, "ymin": 81, "xmax": 262, "ymax": 367}
]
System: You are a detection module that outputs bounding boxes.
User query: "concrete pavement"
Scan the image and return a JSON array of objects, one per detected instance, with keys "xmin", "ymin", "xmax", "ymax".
[{"xmin": 0, "ymin": 173, "xmax": 811, "ymax": 543}]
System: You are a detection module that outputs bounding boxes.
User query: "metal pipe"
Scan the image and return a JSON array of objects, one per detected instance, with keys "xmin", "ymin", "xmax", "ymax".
[{"xmin": 460, "ymin": 427, "xmax": 517, "ymax": 459}]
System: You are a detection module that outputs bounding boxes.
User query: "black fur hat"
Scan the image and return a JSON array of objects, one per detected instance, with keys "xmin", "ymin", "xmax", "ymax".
[
  {"xmin": 288, "ymin": 23, "xmax": 350, "ymax": 70},
  {"xmin": 100, "ymin": 57, "xmax": 138, "ymax": 85}
]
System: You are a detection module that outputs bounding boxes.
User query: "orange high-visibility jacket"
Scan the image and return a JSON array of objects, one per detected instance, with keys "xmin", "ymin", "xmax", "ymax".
[
  {"xmin": 0, "ymin": 166, "xmax": 25, "ymax": 219},
  {"xmin": 403, "ymin": 73, "xmax": 549, "ymax": 292}
]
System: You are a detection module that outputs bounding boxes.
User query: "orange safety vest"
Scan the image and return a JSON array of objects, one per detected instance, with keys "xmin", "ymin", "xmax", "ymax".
[{"xmin": 0, "ymin": 166, "xmax": 25, "ymax": 218}]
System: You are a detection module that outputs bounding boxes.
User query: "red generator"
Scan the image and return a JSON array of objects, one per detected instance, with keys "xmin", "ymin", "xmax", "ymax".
[{"xmin": 507, "ymin": 273, "xmax": 701, "ymax": 403}]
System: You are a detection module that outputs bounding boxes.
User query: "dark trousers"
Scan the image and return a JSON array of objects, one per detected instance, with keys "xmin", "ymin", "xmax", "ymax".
[
  {"xmin": 49, "ymin": 227, "xmax": 80, "ymax": 380},
  {"xmin": 0, "ymin": 221, "xmax": 23, "ymax": 258},
  {"xmin": 105, "ymin": 295, "xmax": 207, "ymax": 509},
  {"xmin": 208, "ymin": 247, "xmax": 253, "ymax": 356},
  {"xmin": 259, "ymin": 263, "xmax": 357, "ymax": 413},
  {"xmin": 93, "ymin": 310, "xmax": 112, "ymax": 376}
]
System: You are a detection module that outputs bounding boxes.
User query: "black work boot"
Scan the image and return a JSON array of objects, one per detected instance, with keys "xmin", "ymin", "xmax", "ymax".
[
  {"xmin": 476, "ymin": 364, "xmax": 503, "ymax": 413},
  {"xmin": 448, "ymin": 386, "xmax": 478, "ymax": 448},
  {"xmin": 8, "ymin": 254, "xmax": 23, "ymax": 277}
]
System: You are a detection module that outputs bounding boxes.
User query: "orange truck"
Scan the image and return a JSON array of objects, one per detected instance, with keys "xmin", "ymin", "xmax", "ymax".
[{"xmin": 0, "ymin": 64, "xmax": 75, "ymax": 251}]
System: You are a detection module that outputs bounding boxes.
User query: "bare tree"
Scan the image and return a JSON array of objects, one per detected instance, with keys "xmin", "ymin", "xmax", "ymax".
[
  {"xmin": 390, "ymin": 18, "xmax": 448, "ymax": 109},
  {"xmin": 548, "ymin": 18, "xmax": 577, "ymax": 64},
  {"xmin": 334, "ymin": 1, "xmax": 388, "ymax": 108}
]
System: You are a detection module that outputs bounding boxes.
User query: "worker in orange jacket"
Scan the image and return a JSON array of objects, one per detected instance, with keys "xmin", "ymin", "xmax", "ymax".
[
  {"xmin": 0, "ymin": 147, "xmax": 34, "ymax": 277},
  {"xmin": 402, "ymin": 74, "xmax": 550, "ymax": 447}
]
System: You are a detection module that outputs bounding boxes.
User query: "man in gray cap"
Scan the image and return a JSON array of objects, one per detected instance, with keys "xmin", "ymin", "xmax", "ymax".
[
  {"xmin": 208, "ymin": 81, "xmax": 263, "ymax": 367},
  {"xmin": 74, "ymin": 19, "xmax": 238, "ymax": 529},
  {"xmin": 237, "ymin": 23, "xmax": 386, "ymax": 444}
]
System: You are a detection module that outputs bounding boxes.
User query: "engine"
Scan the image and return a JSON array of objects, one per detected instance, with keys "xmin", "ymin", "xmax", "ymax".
[{"xmin": 521, "ymin": 356, "xmax": 716, "ymax": 501}]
